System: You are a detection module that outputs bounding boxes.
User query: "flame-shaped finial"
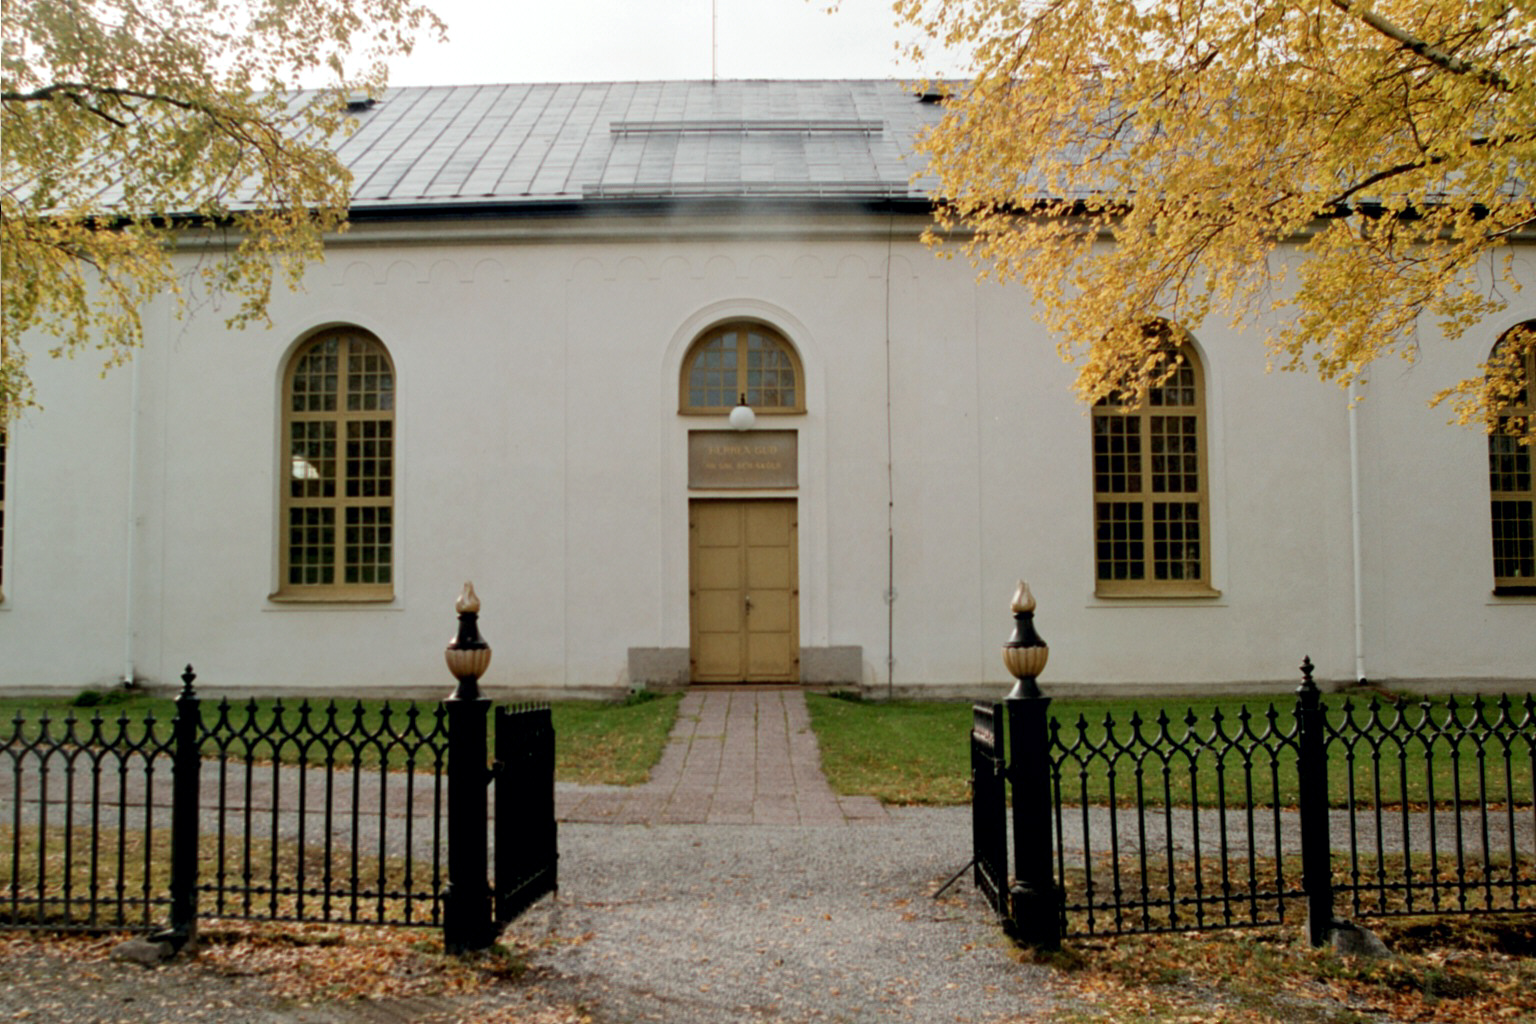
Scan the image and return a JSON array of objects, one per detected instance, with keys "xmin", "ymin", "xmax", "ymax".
[
  {"xmin": 456, "ymin": 581, "xmax": 480, "ymax": 615},
  {"xmin": 446, "ymin": 582, "xmax": 490, "ymax": 697},
  {"xmin": 1011, "ymin": 580, "xmax": 1036, "ymax": 615},
  {"xmin": 1004, "ymin": 580, "xmax": 1047, "ymax": 698}
]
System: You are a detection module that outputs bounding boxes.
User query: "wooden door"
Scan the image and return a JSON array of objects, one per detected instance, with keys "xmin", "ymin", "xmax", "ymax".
[{"xmin": 689, "ymin": 500, "xmax": 799, "ymax": 683}]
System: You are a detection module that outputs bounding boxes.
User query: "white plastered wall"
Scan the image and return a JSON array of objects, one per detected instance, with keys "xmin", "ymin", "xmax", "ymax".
[{"xmin": 1, "ymin": 216, "xmax": 1531, "ymax": 694}]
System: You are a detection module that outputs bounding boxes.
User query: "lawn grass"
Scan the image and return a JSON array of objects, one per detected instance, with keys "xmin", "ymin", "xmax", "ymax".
[
  {"xmin": 1, "ymin": 824, "xmax": 439, "ymax": 931},
  {"xmin": 807, "ymin": 691, "xmax": 1536, "ymax": 808},
  {"xmin": 0, "ymin": 691, "xmax": 680, "ymax": 787},
  {"xmin": 806, "ymin": 694, "xmax": 973, "ymax": 804},
  {"xmin": 548, "ymin": 692, "xmax": 680, "ymax": 785}
]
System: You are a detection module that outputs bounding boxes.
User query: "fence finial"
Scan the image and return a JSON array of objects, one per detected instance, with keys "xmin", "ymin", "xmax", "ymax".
[
  {"xmin": 456, "ymin": 581, "xmax": 481, "ymax": 614},
  {"xmin": 446, "ymin": 582, "xmax": 492, "ymax": 700},
  {"xmin": 1298, "ymin": 655, "xmax": 1316, "ymax": 693},
  {"xmin": 1003, "ymin": 580, "xmax": 1048, "ymax": 700}
]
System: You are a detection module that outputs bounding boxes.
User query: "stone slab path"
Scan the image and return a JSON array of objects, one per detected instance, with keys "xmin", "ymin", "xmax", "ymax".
[{"xmin": 556, "ymin": 688, "xmax": 887, "ymax": 826}]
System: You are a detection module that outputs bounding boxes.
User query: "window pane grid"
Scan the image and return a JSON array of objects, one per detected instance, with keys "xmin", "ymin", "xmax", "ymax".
[
  {"xmin": 688, "ymin": 337, "xmax": 737, "ymax": 408},
  {"xmin": 1489, "ymin": 431, "xmax": 1531, "ymax": 494},
  {"xmin": 343, "ymin": 506, "xmax": 393, "ymax": 585},
  {"xmin": 289, "ymin": 421, "xmax": 336, "ymax": 499},
  {"xmin": 1152, "ymin": 502, "xmax": 1202, "ymax": 581},
  {"xmin": 682, "ymin": 325, "xmax": 801, "ymax": 412},
  {"xmin": 1093, "ymin": 414, "xmax": 1142, "ymax": 493},
  {"xmin": 287, "ymin": 507, "xmax": 336, "ymax": 586},
  {"xmin": 1489, "ymin": 331, "xmax": 1536, "ymax": 589},
  {"xmin": 345, "ymin": 420, "xmax": 393, "ymax": 499},
  {"xmin": 746, "ymin": 332, "xmax": 797, "ymax": 408},
  {"xmin": 282, "ymin": 331, "xmax": 394, "ymax": 595},
  {"xmin": 1148, "ymin": 361, "xmax": 1196, "ymax": 407},
  {"xmin": 1095, "ymin": 502, "xmax": 1145, "ymax": 580},
  {"xmin": 346, "ymin": 346, "xmax": 395, "ymax": 412},
  {"xmin": 1149, "ymin": 415, "xmax": 1200, "ymax": 494},
  {"xmin": 1092, "ymin": 342, "xmax": 1208, "ymax": 591},
  {"xmin": 1491, "ymin": 501, "xmax": 1535, "ymax": 580},
  {"xmin": 290, "ymin": 338, "xmax": 339, "ymax": 412}
]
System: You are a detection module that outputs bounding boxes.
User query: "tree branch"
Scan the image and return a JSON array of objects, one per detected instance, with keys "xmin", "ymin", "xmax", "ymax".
[
  {"xmin": 1330, "ymin": 0, "xmax": 1516, "ymax": 92},
  {"xmin": 1325, "ymin": 130, "xmax": 1536, "ymax": 209},
  {"xmin": 2, "ymin": 82, "xmax": 218, "ymax": 117}
]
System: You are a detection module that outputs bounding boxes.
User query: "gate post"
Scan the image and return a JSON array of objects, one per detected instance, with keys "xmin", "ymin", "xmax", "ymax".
[
  {"xmin": 1295, "ymin": 656, "xmax": 1336, "ymax": 946},
  {"xmin": 1002, "ymin": 582, "xmax": 1061, "ymax": 950},
  {"xmin": 443, "ymin": 583, "xmax": 496, "ymax": 953},
  {"xmin": 163, "ymin": 665, "xmax": 202, "ymax": 949}
]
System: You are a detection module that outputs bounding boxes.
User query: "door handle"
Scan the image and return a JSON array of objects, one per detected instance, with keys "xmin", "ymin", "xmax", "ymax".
[{"xmin": 744, "ymin": 594, "xmax": 753, "ymax": 615}]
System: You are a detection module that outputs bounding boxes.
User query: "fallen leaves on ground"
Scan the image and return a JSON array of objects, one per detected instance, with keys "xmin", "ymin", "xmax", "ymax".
[
  {"xmin": 1028, "ymin": 913, "xmax": 1536, "ymax": 1024},
  {"xmin": 0, "ymin": 924, "xmax": 591, "ymax": 1024}
]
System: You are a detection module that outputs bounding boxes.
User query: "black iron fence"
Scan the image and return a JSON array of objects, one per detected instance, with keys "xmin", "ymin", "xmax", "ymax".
[
  {"xmin": 2, "ymin": 667, "xmax": 556, "ymax": 950},
  {"xmin": 972, "ymin": 658, "xmax": 1536, "ymax": 946}
]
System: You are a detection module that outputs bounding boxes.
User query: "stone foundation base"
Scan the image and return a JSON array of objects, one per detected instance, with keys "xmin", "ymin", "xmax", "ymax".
[{"xmin": 625, "ymin": 645, "xmax": 865, "ymax": 689}]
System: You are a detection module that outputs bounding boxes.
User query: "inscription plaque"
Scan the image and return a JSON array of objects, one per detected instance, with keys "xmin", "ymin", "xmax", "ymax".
[{"xmin": 688, "ymin": 430, "xmax": 798, "ymax": 489}]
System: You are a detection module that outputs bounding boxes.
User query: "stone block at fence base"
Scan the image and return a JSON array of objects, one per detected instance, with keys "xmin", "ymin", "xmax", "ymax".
[
  {"xmin": 1326, "ymin": 919, "xmax": 1392, "ymax": 959},
  {"xmin": 110, "ymin": 937, "xmax": 177, "ymax": 966}
]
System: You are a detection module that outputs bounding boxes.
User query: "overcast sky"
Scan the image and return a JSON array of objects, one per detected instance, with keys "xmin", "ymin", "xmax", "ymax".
[{"xmin": 380, "ymin": 0, "xmax": 970, "ymax": 86}]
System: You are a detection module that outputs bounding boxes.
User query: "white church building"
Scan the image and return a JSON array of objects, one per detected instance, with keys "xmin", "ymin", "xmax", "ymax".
[{"xmin": 2, "ymin": 80, "xmax": 1532, "ymax": 696}]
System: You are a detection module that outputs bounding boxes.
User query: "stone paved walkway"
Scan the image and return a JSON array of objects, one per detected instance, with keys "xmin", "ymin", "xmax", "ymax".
[{"xmin": 556, "ymin": 688, "xmax": 888, "ymax": 825}]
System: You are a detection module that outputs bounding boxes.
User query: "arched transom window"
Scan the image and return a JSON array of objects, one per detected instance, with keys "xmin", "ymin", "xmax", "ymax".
[
  {"xmin": 1490, "ymin": 322, "xmax": 1535, "ymax": 593},
  {"xmin": 680, "ymin": 322, "xmax": 804, "ymax": 414},
  {"xmin": 1091, "ymin": 333, "xmax": 1214, "ymax": 596},
  {"xmin": 277, "ymin": 328, "xmax": 395, "ymax": 600}
]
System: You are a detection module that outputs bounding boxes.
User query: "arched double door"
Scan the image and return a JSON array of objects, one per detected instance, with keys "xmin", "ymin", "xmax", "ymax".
[{"xmin": 680, "ymin": 321, "xmax": 803, "ymax": 684}]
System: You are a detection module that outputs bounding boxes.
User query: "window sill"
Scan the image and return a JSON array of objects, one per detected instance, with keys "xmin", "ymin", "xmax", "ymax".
[
  {"xmin": 677, "ymin": 408, "xmax": 806, "ymax": 417},
  {"xmin": 268, "ymin": 588, "xmax": 395, "ymax": 606},
  {"xmin": 1490, "ymin": 586, "xmax": 1536, "ymax": 600},
  {"xmin": 1090, "ymin": 584, "xmax": 1223, "ymax": 604}
]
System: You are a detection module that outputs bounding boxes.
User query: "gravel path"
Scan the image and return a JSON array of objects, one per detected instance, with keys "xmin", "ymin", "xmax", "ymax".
[{"xmin": 508, "ymin": 809, "xmax": 1049, "ymax": 1024}]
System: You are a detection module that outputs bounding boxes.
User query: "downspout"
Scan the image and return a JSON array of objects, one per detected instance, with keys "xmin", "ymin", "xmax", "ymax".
[
  {"xmin": 122, "ymin": 354, "xmax": 142, "ymax": 687},
  {"xmin": 884, "ymin": 215, "xmax": 896, "ymax": 699},
  {"xmin": 1348, "ymin": 385, "xmax": 1367, "ymax": 687}
]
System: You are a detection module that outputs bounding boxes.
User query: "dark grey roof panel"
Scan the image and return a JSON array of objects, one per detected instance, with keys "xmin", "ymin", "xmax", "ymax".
[{"xmin": 329, "ymin": 80, "xmax": 943, "ymax": 211}]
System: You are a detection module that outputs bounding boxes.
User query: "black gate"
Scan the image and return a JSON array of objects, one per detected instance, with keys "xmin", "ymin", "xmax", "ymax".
[
  {"xmin": 970, "ymin": 703, "xmax": 1008, "ymax": 916},
  {"xmin": 494, "ymin": 704, "xmax": 558, "ymax": 925}
]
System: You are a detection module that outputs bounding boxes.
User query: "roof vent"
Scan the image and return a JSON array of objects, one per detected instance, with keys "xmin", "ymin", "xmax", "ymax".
[
  {"xmin": 345, "ymin": 94, "xmax": 377, "ymax": 112},
  {"xmin": 610, "ymin": 119, "xmax": 883, "ymax": 135},
  {"xmin": 917, "ymin": 90, "xmax": 948, "ymax": 105}
]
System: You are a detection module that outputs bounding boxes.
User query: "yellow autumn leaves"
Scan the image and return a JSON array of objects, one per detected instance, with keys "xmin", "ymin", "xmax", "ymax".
[
  {"xmin": 0, "ymin": 0, "xmax": 445, "ymax": 422},
  {"xmin": 901, "ymin": 0, "xmax": 1536, "ymax": 430}
]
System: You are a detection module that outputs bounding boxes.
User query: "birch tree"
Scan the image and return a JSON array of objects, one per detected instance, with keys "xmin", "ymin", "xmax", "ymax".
[
  {"xmin": 1, "ymin": 0, "xmax": 444, "ymax": 421},
  {"xmin": 900, "ymin": 0, "xmax": 1536, "ymax": 435}
]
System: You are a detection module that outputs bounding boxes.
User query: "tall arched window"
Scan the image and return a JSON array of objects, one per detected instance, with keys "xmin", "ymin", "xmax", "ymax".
[
  {"xmin": 1490, "ymin": 323, "xmax": 1535, "ymax": 593},
  {"xmin": 277, "ymin": 328, "xmax": 395, "ymax": 600},
  {"xmin": 679, "ymin": 322, "xmax": 804, "ymax": 415},
  {"xmin": 1092, "ymin": 334, "xmax": 1213, "ymax": 596}
]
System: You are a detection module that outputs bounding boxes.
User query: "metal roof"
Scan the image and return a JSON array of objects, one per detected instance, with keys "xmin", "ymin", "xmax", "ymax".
[{"xmin": 331, "ymin": 80, "xmax": 943, "ymax": 214}]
